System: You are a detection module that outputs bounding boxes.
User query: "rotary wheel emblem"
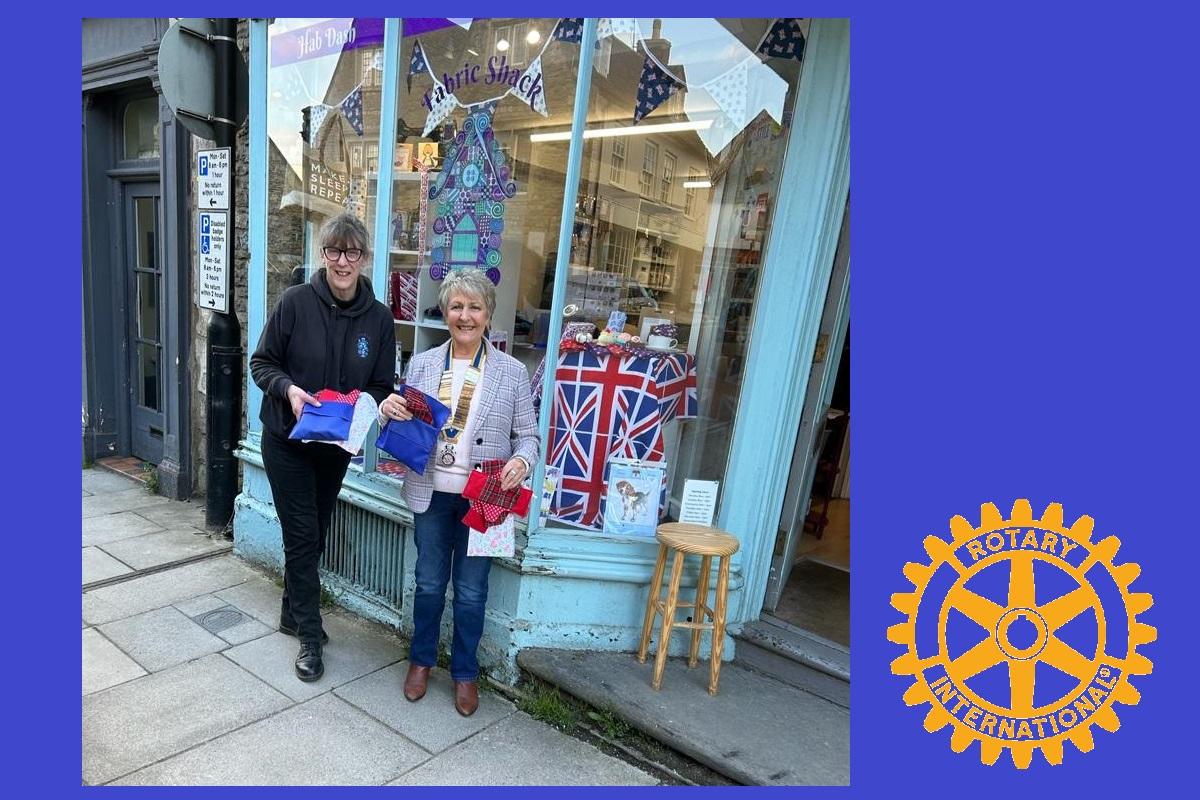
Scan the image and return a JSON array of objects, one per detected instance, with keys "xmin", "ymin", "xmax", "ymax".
[{"xmin": 888, "ymin": 500, "xmax": 1155, "ymax": 768}]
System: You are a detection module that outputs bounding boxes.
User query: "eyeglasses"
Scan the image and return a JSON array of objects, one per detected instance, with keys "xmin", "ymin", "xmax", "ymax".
[{"xmin": 322, "ymin": 246, "xmax": 364, "ymax": 263}]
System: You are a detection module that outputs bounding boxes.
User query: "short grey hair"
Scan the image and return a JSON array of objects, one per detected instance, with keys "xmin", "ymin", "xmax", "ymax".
[
  {"xmin": 438, "ymin": 268, "xmax": 496, "ymax": 320},
  {"xmin": 318, "ymin": 212, "xmax": 370, "ymax": 255}
]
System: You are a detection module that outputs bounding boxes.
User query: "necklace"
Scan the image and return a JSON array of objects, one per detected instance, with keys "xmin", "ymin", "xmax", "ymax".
[{"xmin": 435, "ymin": 341, "xmax": 486, "ymax": 467}]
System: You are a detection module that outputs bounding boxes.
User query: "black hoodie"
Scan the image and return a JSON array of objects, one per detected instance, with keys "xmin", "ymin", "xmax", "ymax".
[{"xmin": 250, "ymin": 268, "xmax": 396, "ymax": 438}]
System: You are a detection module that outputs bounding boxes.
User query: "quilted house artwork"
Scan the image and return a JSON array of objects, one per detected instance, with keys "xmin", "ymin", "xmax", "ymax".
[{"xmin": 427, "ymin": 104, "xmax": 517, "ymax": 285}]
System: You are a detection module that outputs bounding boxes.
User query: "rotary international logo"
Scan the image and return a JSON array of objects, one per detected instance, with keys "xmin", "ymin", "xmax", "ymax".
[{"xmin": 888, "ymin": 500, "xmax": 1155, "ymax": 768}]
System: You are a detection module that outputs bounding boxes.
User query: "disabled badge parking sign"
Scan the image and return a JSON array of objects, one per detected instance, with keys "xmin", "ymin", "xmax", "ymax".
[{"xmin": 889, "ymin": 500, "xmax": 1155, "ymax": 768}]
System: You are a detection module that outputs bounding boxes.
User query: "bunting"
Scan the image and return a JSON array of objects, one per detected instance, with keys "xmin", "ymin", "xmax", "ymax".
[
  {"xmin": 633, "ymin": 51, "xmax": 684, "ymax": 124},
  {"xmin": 307, "ymin": 104, "xmax": 331, "ymax": 145},
  {"xmin": 422, "ymin": 87, "xmax": 460, "ymax": 137},
  {"xmin": 756, "ymin": 18, "xmax": 806, "ymax": 61},
  {"xmin": 408, "ymin": 40, "xmax": 428, "ymax": 93},
  {"xmin": 553, "ymin": 18, "xmax": 583, "ymax": 43},
  {"xmin": 340, "ymin": 86, "xmax": 364, "ymax": 135},
  {"xmin": 510, "ymin": 56, "xmax": 548, "ymax": 116}
]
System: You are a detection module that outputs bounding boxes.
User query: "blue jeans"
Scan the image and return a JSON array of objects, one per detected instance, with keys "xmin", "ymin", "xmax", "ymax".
[{"xmin": 410, "ymin": 491, "xmax": 493, "ymax": 681}]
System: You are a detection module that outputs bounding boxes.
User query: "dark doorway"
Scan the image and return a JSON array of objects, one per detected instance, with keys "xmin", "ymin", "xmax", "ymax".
[{"xmin": 125, "ymin": 183, "xmax": 165, "ymax": 463}]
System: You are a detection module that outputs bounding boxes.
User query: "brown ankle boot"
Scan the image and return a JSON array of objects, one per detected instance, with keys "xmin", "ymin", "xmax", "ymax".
[
  {"xmin": 404, "ymin": 663, "xmax": 431, "ymax": 702},
  {"xmin": 453, "ymin": 680, "xmax": 479, "ymax": 716}
]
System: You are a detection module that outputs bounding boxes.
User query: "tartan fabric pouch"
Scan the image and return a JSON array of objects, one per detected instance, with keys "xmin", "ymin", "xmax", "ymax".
[
  {"xmin": 461, "ymin": 460, "xmax": 533, "ymax": 532},
  {"xmin": 288, "ymin": 389, "xmax": 360, "ymax": 442},
  {"xmin": 374, "ymin": 386, "xmax": 450, "ymax": 474}
]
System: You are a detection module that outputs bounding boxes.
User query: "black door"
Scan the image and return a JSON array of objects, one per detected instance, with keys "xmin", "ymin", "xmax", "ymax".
[{"xmin": 125, "ymin": 183, "xmax": 165, "ymax": 463}]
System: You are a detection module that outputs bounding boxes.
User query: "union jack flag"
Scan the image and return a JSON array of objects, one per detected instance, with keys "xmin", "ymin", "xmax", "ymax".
[{"xmin": 547, "ymin": 350, "xmax": 697, "ymax": 528}]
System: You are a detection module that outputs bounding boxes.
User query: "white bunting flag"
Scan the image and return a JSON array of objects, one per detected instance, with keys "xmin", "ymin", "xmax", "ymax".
[
  {"xmin": 423, "ymin": 87, "xmax": 460, "ymax": 136},
  {"xmin": 510, "ymin": 56, "xmax": 548, "ymax": 116}
]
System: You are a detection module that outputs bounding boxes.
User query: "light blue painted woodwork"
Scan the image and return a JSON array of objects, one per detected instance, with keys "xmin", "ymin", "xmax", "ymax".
[
  {"xmin": 247, "ymin": 19, "xmax": 268, "ymax": 433},
  {"xmin": 717, "ymin": 18, "xmax": 851, "ymax": 625},
  {"xmin": 236, "ymin": 16, "xmax": 851, "ymax": 676},
  {"xmin": 527, "ymin": 17, "xmax": 598, "ymax": 522}
]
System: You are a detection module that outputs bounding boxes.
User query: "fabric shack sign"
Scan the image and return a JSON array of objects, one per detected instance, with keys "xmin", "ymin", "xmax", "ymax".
[{"xmin": 420, "ymin": 55, "xmax": 545, "ymax": 115}]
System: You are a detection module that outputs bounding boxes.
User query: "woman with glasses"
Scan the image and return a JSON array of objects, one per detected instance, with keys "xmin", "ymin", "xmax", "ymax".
[{"xmin": 250, "ymin": 213, "xmax": 396, "ymax": 683}]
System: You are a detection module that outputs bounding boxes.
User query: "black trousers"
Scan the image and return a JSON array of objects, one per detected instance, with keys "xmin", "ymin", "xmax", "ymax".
[{"xmin": 261, "ymin": 430, "xmax": 352, "ymax": 643}]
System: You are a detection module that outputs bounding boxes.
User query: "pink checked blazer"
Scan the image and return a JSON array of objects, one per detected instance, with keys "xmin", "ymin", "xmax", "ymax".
[{"xmin": 400, "ymin": 339, "xmax": 540, "ymax": 514}]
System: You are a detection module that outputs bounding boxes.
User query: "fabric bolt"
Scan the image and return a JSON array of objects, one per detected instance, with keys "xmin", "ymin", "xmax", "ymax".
[{"xmin": 409, "ymin": 491, "xmax": 493, "ymax": 681}]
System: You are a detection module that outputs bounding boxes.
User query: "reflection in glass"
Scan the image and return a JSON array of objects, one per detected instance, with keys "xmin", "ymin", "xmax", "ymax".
[
  {"xmin": 123, "ymin": 97, "xmax": 160, "ymax": 160},
  {"xmin": 138, "ymin": 272, "xmax": 159, "ymax": 343},
  {"xmin": 264, "ymin": 18, "xmax": 384, "ymax": 314},
  {"xmin": 138, "ymin": 342, "xmax": 160, "ymax": 411},
  {"xmin": 544, "ymin": 18, "xmax": 807, "ymax": 531}
]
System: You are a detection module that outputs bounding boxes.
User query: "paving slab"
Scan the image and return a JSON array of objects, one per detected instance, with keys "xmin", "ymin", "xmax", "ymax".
[
  {"xmin": 336, "ymin": 661, "xmax": 515, "ymax": 752},
  {"xmin": 83, "ymin": 653, "xmax": 290, "ymax": 785},
  {"xmin": 83, "ymin": 629, "xmax": 146, "ymax": 695},
  {"xmin": 172, "ymin": 594, "xmax": 228, "ymax": 617},
  {"xmin": 83, "ymin": 488, "xmax": 172, "ymax": 519},
  {"xmin": 213, "ymin": 614, "xmax": 274, "ymax": 645},
  {"xmin": 223, "ymin": 620, "xmax": 403, "ymax": 702},
  {"xmin": 99, "ymin": 528, "xmax": 227, "ymax": 571},
  {"xmin": 82, "ymin": 469, "xmax": 143, "ymax": 494},
  {"xmin": 82, "ymin": 556, "xmax": 257, "ymax": 625},
  {"xmin": 98, "ymin": 606, "xmax": 228, "ymax": 672},
  {"xmin": 518, "ymin": 648, "xmax": 849, "ymax": 786},
  {"xmin": 133, "ymin": 501, "xmax": 208, "ymax": 530},
  {"xmin": 112, "ymin": 693, "xmax": 429, "ymax": 785},
  {"xmin": 389, "ymin": 712, "xmax": 657, "ymax": 786},
  {"xmin": 215, "ymin": 575, "xmax": 285, "ymax": 626},
  {"xmin": 82, "ymin": 511, "xmax": 165, "ymax": 548},
  {"xmin": 83, "ymin": 547, "xmax": 132, "ymax": 584}
]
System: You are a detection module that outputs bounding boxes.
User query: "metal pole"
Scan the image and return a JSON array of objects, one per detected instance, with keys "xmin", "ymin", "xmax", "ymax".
[{"xmin": 206, "ymin": 17, "xmax": 242, "ymax": 532}]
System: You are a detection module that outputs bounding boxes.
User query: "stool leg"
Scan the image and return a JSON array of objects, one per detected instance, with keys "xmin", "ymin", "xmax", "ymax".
[
  {"xmin": 688, "ymin": 555, "xmax": 712, "ymax": 668},
  {"xmin": 637, "ymin": 544, "xmax": 669, "ymax": 663},
  {"xmin": 708, "ymin": 555, "xmax": 732, "ymax": 695},
  {"xmin": 652, "ymin": 549, "xmax": 686, "ymax": 690}
]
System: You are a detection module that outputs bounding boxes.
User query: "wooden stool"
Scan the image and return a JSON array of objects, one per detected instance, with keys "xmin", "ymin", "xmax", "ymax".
[{"xmin": 637, "ymin": 523, "xmax": 740, "ymax": 695}]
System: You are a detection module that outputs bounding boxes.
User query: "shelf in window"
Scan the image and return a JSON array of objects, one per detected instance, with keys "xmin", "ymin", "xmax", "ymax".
[
  {"xmin": 392, "ymin": 170, "xmax": 440, "ymax": 182},
  {"xmin": 389, "ymin": 248, "xmax": 430, "ymax": 257},
  {"xmin": 420, "ymin": 318, "xmax": 449, "ymax": 329}
]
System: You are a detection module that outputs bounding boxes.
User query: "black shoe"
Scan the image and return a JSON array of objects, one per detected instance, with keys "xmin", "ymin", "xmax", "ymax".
[
  {"xmin": 295, "ymin": 642, "xmax": 324, "ymax": 682},
  {"xmin": 279, "ymin": 622, "xmax": 329, "ymax": 645}
]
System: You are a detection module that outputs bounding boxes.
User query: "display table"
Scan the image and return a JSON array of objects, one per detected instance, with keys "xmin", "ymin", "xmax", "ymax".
[{"xmin": 544, "ymin": 349, "xmax": 698, "ymax": 529}]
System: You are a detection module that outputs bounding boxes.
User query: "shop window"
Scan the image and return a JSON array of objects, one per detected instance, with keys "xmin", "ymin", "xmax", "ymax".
[
  {"xmin": 542, "ymin": 18, "xmax": 807, "ymax": 537},
  {"xmin": 122, "ymin": 97, "xmax": 159, "ymax": 160},
  {"xmin": 377, "ymin": 18, "xmax": 581, "ymax": 484},
  {"xmin": 263, "ymin": 18, "xmax": 385, "ymax": 340}
]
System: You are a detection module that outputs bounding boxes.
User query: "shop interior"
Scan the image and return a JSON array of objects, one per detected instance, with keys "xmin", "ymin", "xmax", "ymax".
[{"xmin": 771, "ymin": 332, "xmax": 849, "ymax": 647}]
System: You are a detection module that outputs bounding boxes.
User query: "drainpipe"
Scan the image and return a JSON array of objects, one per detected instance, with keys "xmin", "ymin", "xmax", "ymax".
[{"xmin": 205, "ymin": 17, "xmax": 242, "ymax": 533}]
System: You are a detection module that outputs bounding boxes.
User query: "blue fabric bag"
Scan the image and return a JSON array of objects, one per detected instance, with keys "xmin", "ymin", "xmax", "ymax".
[
  {"xmin": 288, "ymin": 390, "xmax": 358, "ymax": 442},
  {"xmin": 374, "ymin": 386, "xmax": 451, "ymax": 474}
]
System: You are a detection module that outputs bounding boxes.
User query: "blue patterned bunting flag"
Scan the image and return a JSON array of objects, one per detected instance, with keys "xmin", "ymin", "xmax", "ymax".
[
  {"xmin": 554, "ymin": 18, "xmax": 583, "ymax": 43},
  {"xmin": 757, "ymin": 18, "xmax": 806, "ymax": 61},
  {"xmin": 341, "ymin": 86, "xmax": 364, "ymax": 136},
  {"xmin": 408, "ymin": 40, "xmax": 428, "ymax": 92},
  {"xmin": 633, "ymin": 53, "xmax": 682, "ymax": 124}
]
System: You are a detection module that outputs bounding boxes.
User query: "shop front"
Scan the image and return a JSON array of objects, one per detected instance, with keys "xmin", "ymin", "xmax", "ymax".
[{"xmin": 235, "ymin": 17, "xmax": 849, "ymax": 679}]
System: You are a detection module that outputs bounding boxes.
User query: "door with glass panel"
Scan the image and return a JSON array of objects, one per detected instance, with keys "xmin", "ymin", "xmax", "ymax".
[{"xmin": 125, "ymin": 184, "xmax": 164, "ymax": 463}]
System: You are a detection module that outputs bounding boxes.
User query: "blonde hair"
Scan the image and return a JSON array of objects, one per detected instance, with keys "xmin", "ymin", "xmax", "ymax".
[{"xmin": 438, "ymin": 268, "xmax": 496, "ymax": 320}]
